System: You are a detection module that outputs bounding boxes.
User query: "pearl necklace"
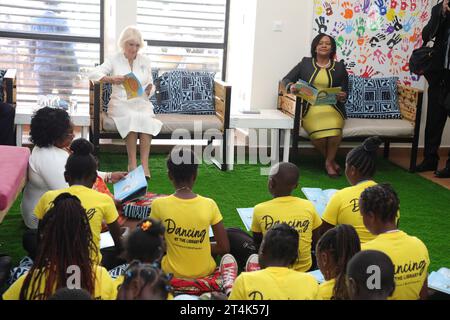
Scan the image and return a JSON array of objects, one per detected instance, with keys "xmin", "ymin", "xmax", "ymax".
[{"xmin": 316, "ymin": 60, "xmax": 331, "ymax": 68}]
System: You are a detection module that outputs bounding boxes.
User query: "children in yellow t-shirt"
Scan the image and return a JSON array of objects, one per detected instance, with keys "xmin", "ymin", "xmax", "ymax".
[
  {"xmin": 251, "ymin": 162, "xmax": 322, "ymax": 272},
  {"xmin": 110, "ymin": 218, "xmax": 173, "ymax": 299},
  {"xmin": 346, "ymin": 250, "xmax": 396, "ymax": 300},
  {"xmin": 34, "ymin": 139, "xmax": 122, "ymax": 265},
  {"xmin": 229, "ymin": 223, "xmax": 319, "ymax": 300},
  {"xmin": 116, "ymin": 260, "xmax": 172, "ymax": 300},
  {"xmin": 360, "ymin": 183, "xmax": 430, "ymax": 300},
  {"xmin": 2, "ymin": 193, "xmax": 115, "ymax": 300},
  {"xmin": 315, "ymin": 224, "xmax": 361, "ymax": 300},
  {"xmin": 321, "ymin": 136, "xmax": 399, "ymax": 243},
  {"xmin": 150, "ymin": 147, "xmax": 229, "ymax": 281}
]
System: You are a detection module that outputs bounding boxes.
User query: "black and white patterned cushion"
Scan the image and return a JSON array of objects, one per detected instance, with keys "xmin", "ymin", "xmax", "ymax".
[
  {"xmin": 345, "ymin": 75, "xmax": 402, "ymax": 119},
  {"xmin": 8, "ymin": 256, "xmax": 34, "ymax": 285},
  {"xmin": 108, "ymin": 263, "xmax": 129, "ymax": 279},
  {"xmin": 153, "ymin": 70, "xmax": 216, "ymax": 115}
]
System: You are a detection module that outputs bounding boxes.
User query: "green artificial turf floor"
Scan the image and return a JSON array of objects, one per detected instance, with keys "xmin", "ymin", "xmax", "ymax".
[{"xmin": 1, "ymin": 152, "xmax": 449, "ymax": 272}]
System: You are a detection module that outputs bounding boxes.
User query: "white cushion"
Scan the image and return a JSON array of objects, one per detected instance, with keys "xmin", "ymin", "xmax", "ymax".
[
  {"xmin": 102, "ymin": 112, "xmax": 223, "ymax": 134},
  {"xmin": 299, "ymin": 118, "xmax": 414, "ymax": 139}
]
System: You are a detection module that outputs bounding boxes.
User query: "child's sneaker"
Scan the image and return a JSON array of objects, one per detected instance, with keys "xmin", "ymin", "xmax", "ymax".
[
  {"xmin": 219, "ymin": 254, "xmax": 238, "ymax": 296},
  {"xmin": 245, "ymin": 253, "xmax": 260, "ymax": 272}
]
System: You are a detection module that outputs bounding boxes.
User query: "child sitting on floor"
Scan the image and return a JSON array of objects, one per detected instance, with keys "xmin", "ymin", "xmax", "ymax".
[
  {"xmin": 346, "ymin": 250, "xmax": 395, "ymax": 300},
  {"xmin": 251, "ymin": 162, "xmax": 322, "ymax": 272},
  {"xmin": 34, "ymin": 138, "xmax": 122, "ymax": 266},
  {"xmin": 228, "ymin": 223, "xmax": 319, "ymax": 300},
  {"xmin": 315, "ymin": 224, "xmax": 361, "ymax": 300},
  {"xmin": 360, "ymin": 183, "xmax": 430, "ymax": 300},
  {"xmin": 116, "ymin": 260, "xmax": 172, "ymax": 300},
  {"xmin": 150, "ymin": 147, "xmax": 231, "ymax": 296},
  {"xmin": 2, "ymin": 193, "xmax": 115, "ymax": 300},
  {"xmin": 320, "ymin": 136, "xmax": 399, "ymax": 243}
]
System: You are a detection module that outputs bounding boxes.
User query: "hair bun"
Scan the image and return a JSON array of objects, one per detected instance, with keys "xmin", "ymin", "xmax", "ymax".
[
  {"xmin": 70, "ymin": 138, "xmax": 94, "ymax": 156},
  {"xmin": 362, "ymin": 136, "xmax": 382, "ymax": 153}
]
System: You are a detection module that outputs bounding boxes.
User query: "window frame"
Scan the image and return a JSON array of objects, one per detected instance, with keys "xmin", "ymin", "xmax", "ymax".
[{"xmin": 141, "ymin": 0, "xmax": 230, "ymax": 80}]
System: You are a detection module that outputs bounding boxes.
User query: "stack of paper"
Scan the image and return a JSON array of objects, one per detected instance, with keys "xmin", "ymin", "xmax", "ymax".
[
  {"xmin": 428, "ymin": 267, "xmax": 450, "ymax": 294},
  {"xmin": 236, "ymin": 208, "xmax": 254, "ymax": 231},
  {"xmin": 308, "ymin": 269, "xmax": 325, "ymax": 284}
]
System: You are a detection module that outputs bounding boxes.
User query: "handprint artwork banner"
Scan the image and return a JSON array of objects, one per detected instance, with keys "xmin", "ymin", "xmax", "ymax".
[{"xmin": 313, "ymin": 0, "xmax": 432, "ymax": 89}]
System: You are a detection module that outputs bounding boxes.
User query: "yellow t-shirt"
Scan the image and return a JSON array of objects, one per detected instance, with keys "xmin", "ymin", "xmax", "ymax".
[
  {"xmin": 322, "ymin": 180, "xmax": 380, "ymax": 243},
  {"xmin": 251, "ymin": 196, "xmax": 322, "ymax": 271},
  {"xmin": 2, "ymin": 265, "xmax": 115, "ymax": 300},
  {"xmin": 229, "ymin": 267, "xmax": 319, "ymax": 300},
  {"xmin": 362, "ymin": 231, "xmax": 429, "ymax": 300},
  {"xmin": 150, "ymin": 195, "xmax": 223, "ymax": 279},
  {"xmin": 34, "ymin": 185, "xmax": 119, "ymax": 264},
  {"xmin": 317, "ymin": 278, "xmax": 336, "ymax": 300}
]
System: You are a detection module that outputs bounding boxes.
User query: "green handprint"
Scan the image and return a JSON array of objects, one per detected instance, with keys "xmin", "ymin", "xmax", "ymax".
[
  {"xmin": 336, "ymin": 35, "xmax": 345, "ymax": 49},
  {"xmin": 369, "ymin": 17, "xmax": 384, "ymax": 32},
  {"xmin": 355, "ymin": 17, "xmax": 366, "ymax": 38}
]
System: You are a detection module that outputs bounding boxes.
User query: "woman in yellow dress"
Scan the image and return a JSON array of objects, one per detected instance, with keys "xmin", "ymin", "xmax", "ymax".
[{"xmin": 282, "ymin": 34, "xmax": 349, "ymax": 177}]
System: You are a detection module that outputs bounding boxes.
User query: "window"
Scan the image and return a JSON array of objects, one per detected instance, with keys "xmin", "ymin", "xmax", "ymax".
[
  {"xmin": 137, "ymin": 0, "xmax": 229, "ymax": 79},
  {"xmin": 0, "ymin": 0, "xmax": 103, "ymax": 107}
]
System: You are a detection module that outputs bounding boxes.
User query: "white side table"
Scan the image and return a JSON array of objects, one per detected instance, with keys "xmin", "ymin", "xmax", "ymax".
[
  {"xmin": 227, "ymin": 109, "xmax": 294, "ymax": 170},
  {"xmin": 14, "ymin": 103, "xmax": 90, "ymax": 147}
]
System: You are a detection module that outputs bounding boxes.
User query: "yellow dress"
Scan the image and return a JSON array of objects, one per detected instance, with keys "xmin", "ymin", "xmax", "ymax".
[{"xmin": 302, "ymin": 68, "xmax": 344, "ymax": 140}]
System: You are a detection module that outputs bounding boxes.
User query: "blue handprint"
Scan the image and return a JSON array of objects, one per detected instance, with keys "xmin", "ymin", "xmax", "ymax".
[
  {"xmin": 374, "ymin": 0, "xmax": 387, "ymax": 15},
  {"xmin": 403, "ymin": 16, "xmax": 415, "ymax": 33},
  {"xmin": 344, "ymin": 20, "xmax": 354, "ymax": 34}
]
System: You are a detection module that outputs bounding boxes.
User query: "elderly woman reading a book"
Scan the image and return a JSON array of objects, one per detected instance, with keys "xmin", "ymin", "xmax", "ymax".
[
  {"xmin": 89, "ymin": 26, "xmax": 162, "ymax": 179},
  {"xmin": 282, "ymin": 33, "xmax": 348, "ymax": 178}
]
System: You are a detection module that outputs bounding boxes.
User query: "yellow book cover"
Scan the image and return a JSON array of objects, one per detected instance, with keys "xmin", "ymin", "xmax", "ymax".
[
  {"xmin": 294, "ymin": 79, "xmax": 341, "ymax": 105},
  {"xmin": 123, "ymin": 72, "xmax": 144, "ymax": 100}
]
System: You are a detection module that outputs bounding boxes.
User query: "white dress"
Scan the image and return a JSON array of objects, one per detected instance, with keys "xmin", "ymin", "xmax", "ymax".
[
  {"xmin": 21, "ymin": 146, "xmax": 69, "ymax": 229},
  {"xmin": 89, "ymin": 52, "xmax": 163, "ymax": 138}
]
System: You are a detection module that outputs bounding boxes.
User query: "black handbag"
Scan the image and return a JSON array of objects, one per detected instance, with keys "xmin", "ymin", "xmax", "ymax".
[{"xmin": 409, "ymin": 45, "xmax": 435, "ymax": 76}]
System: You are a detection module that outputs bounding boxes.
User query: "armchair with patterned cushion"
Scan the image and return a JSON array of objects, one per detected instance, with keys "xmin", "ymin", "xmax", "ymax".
[
  {"xmin": 89, "ymin": 70, "xmax": 232, "ymax": 170},
  {"xmin": 278, "ymin": 75, "xmax": 424, "ymax": 172}
]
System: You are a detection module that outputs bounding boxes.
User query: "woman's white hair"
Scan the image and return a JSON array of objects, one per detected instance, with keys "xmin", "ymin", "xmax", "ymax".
[{"xmin": 118, "ymin": 26, "xmax": 146, "ymax": 52}]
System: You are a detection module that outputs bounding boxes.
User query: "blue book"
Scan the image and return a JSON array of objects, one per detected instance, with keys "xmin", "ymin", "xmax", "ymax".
[
  {"xmin": 301, "ymin": 187, "xmax": 338, "ymax": 216},
  {"xmin": 113, "ymin": 165, "xmax": 148, "ymax": 202},
  {"xmin": 308, "ymin": 269, "xmax": 325, "ymax": 284}
]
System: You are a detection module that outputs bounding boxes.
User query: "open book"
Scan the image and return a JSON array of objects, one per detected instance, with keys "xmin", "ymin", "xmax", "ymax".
[
  {"xmin": 113, "ymin": 165, "xmax": 148, "ymax": 202},
  {"xmin": 236, "ymin": 208, "xmax": 254, "ymax": 231},
  {"xmin": 301, "ymin": 187, "xmax": 338, "ymax": 216},
  {"xmin": 293, "ymin": 79, "xmax": 341, "ymax": 105},
  {"xmin": 428, "ymin": 267, "xmax": 450, "ymax": 295},
  {"xmin": 123, "ymin": 72, "xmax": 144, "ymax": 100}
]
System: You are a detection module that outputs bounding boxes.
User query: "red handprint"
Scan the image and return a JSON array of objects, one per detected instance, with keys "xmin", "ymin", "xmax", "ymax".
[
  {"xmin": 360, "ymin": 65, "xmax": 379, "ymax": 78},
  {"xmin": 401, "ymin": 1, "xmax": 408, "ymax": 10},
  {"xmin": 391, "ymin": 0, "xmax": 398, "ymax": 9},
  {"xmin": 410, "ymin": 0, "xmax": 417, "ymax": 11},
  {"xmin": 374, "ymin": 49, "xmax": 387, "ymax": 64}
]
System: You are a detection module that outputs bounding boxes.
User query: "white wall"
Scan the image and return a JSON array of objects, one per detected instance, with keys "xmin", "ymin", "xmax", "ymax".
[{"xmin": 104, "ymin": 0, "xmax": 137, "ymax": 59}]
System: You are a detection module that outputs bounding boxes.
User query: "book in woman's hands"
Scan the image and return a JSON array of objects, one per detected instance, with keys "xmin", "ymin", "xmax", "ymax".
[
  {"xmin": 113, "ymin": 165, "xmax": 148, "ymax": 202},
  {"xmin": 293, "ymin": 79, "xmax": 341, "ymax": 105},
  {"xmin": 301, "ymin": 187, "xmax": 338, "ymax": 216},
  {"xmin": 123, "ymin": 72, "xmax": 144, "ymax": 100}
]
